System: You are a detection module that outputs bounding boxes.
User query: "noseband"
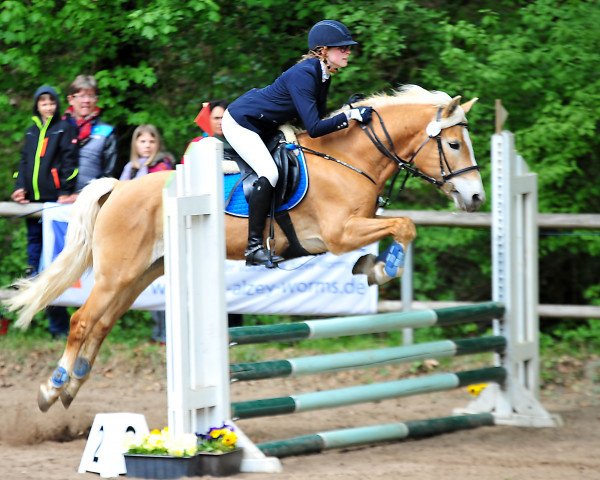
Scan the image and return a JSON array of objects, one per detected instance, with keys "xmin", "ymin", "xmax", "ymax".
[{"xmin": 359, "ymin": 106, "xmax": 480, "ymax": 189}]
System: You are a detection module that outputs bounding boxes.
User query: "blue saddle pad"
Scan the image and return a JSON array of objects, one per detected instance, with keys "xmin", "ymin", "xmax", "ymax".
[{"xmin": 223, "ymin": 149, "xmax": 308, "ymax": 217}]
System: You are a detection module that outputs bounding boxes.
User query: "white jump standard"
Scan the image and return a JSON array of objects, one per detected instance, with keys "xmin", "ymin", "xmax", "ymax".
[{"xmin": 162, "ymin": 132, "xmax": 559, "ymax": 474}]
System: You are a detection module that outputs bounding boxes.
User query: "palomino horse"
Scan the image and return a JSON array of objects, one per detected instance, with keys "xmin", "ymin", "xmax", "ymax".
[{"xmin": 5, "ymin": 85, "xmax": 484, "ymax": 412}]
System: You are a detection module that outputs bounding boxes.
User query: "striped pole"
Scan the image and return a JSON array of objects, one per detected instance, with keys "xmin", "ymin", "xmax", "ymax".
[
  {"xmin": 230, "ymin": 335, "xmax": 506, "ymax": 382},
  {"xmin": 229, "ymin": 302, "xmax": 504, "ymax": 345},
  {"xmin": 232, "ymin": 367, "xmax": 506, "ymax": 420},
  {"xmin": 257, "ymin": 413, "xmax": 495, "ymax": 458}
]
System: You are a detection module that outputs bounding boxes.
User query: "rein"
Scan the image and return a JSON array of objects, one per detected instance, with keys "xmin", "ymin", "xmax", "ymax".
[
  {"xmin": 298, "ymin": 145, "xmax": 377, "ymax": 185},
  {"xmin": 297, "ymin": 105, "xmax": 479, "ymax": 202}
]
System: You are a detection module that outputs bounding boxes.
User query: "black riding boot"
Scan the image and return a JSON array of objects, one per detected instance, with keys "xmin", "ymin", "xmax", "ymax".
[{"xmin": 246, "ymin": 176, "xmax": 284, "ymax": 267}]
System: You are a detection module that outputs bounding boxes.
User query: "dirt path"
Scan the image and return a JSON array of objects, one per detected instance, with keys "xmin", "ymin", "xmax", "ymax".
[{"xmin": 1, "ymin": 347, "xmax": 598, "ymax": 480}]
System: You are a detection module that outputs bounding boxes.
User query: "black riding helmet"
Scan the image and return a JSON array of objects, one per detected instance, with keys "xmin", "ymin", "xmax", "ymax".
[{"xmin": 308, "ymin": 20, "xmax": 358, "ymax": 50}]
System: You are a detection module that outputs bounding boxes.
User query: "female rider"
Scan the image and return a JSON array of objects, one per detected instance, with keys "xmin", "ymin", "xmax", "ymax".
[{"xmin": 222, "ymin": 19, "xmax": 372, "ymax": 267}]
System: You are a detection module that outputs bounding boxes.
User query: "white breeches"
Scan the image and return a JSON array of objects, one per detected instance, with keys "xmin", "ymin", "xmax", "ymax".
[{"xmin": 222, "ymin": 110, "xmax": 279, "ymax": 187}]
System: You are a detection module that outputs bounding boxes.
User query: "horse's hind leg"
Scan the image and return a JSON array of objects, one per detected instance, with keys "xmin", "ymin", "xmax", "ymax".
[
  {"xmin": 59, "ymin": 260, "xmax": 164, "ymax": 408},
  {"xmin": 37, "ymin": 301, "xmax": 100, "ymax": 412}
]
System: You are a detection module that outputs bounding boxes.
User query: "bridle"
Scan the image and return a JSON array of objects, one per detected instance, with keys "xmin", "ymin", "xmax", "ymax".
[
  {"xmin": 360, "ymin": 106, "xmax": 479, "ymax": 189},
  {"xmin": 299, "ymin": 106, "xmax": 480, "ymax": 202}
]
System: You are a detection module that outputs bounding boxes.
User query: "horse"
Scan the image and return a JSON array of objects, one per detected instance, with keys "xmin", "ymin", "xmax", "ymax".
[{"xmin": 5, "ymin": 85, "xmax": 485, "ymax": 412}]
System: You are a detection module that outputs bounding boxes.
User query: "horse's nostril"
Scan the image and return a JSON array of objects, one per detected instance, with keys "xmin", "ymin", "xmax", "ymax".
[{"xmin": 472, "ymin": 193, "xmax": 481, "ymax": 204}]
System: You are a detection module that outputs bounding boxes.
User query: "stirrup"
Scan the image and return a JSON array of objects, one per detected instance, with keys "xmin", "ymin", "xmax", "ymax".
[{"xmin": 245, "ymin": 247, "xmax": 283, "ymax": 268}]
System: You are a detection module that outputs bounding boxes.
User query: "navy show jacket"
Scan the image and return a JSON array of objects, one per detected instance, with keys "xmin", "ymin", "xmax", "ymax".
[{"xmin": 228, "ymin": 57, "xmax": 348, "ymax": 138}]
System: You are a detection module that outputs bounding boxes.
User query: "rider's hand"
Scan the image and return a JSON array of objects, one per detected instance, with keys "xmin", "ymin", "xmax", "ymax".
[{"xmin": 348, "ymin": 106, "xmax": 373, "ymax": 124}]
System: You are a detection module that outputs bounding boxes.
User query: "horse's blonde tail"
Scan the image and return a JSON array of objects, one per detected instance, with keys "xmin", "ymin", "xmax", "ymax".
[{"xmin": 5, "ymin": 177, "xmax": 119, "ymax": 329}]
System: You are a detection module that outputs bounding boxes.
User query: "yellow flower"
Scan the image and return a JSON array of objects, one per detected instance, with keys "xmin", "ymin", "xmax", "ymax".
[
  {"xmin": 145, "ymin": 432, "xmax": 166, "ymax": 449},
  {"xmin": 165, "ymin": 439, "xmax": 185, "ymax": 457},
  {"xmin": 466, "ymin": 383, "xmax": 488, "ymax": 396},
  {"xmin": 210, "ymin": 429, "xmax": 224, "ymax": 439},
  {"xmin": 222, "ymin": 431, "xmax": 237, "ymax": 446}
]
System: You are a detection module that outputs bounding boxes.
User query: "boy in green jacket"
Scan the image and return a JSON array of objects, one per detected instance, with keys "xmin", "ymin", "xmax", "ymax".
[{"xmin": 11, "ymin": 85, "xmax": 78, "ymax": 338}]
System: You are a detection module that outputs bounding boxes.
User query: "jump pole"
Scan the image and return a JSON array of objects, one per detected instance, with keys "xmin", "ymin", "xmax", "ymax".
[
  {"xmin": 257, "ymin": 413, "xmax": 495, "ymax": 458},
  {"xmin": 230, "ymin": 335, "xmax": 506, "ymax": 381},
  {"xmin": 229, "ymin": 301, "xmax": 504, "ymax": 345},
  {"xmin": 163, "ymin": 138, "xmax": 282, "ymax": 472}
]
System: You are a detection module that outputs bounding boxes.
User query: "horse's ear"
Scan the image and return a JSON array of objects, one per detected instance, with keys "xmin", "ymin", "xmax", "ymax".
[
  {"xmin": 461, "ymin": 97, "xmax": 479, "ymax": 114},
  {"xmin": 443, "ymin": 96, "xmax": 462, "ymax": 118}
]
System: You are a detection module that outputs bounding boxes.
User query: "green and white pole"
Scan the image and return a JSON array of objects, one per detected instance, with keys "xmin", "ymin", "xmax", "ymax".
[
  {"xmin": 230, "ymin": 335, "xmax": 506, "ymax": 382},
  {"xmin": 257, "ymin": 413, "xmax": 495, "ymax": 458},
  {"xmin": 232, "ymin": 367, "xmax": 506, "ymax": 420},
  {"xmin": 229, "ymin": 301, "xmax": 504, "ymax": 346}
]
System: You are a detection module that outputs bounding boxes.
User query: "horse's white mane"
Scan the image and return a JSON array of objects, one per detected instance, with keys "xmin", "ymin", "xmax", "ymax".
[
  {"xmin": 292, "ymin": 85, "xmax": 464, "ymax": 136},
  {"xmin": 344, "ymin": 85, "xmax": 466, "ymax": 129},
  {"xmin": 357, "ymin": 85, "xmax": 453, "ymax": 109},
  {"xmin": 328, "ymin": 85, "xmax": 452, "ymax": 117}
]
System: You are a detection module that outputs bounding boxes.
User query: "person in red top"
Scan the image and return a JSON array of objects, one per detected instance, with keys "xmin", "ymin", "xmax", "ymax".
[
  {"xmin": 182, "ymin": 99, "xmax": 234, "ymax": 161},
  {"xmin": 182, "ymin": 100, "xmax": 243, "ymax": 327}
]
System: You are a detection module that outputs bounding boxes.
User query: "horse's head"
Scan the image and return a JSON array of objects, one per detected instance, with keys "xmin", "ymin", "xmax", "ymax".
[
  {"xmin": 411, "ymin": 95, "xmax": 485, "ymax": 212},
  {"xmin": 353, "ymin": 87, "xmax": 486, "ymax": 212}
]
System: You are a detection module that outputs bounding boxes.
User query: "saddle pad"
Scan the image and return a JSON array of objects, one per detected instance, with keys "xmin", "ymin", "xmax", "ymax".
[{"xmin": 224, "ymin": 149, "xmax": 308, "ymax": 217}]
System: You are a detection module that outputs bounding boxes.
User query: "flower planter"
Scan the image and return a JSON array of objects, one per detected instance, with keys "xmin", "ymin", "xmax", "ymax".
[
  {"xmin": 124, "ymin": 453, "xmax": 202, "ymax": 479},
  {"xmin": 124, "ymin": 449, "xmax": 243, "ymax": 478},
  {"xmin": 198, "ymin": 448, "xmax": 243, "ymax": 477}
]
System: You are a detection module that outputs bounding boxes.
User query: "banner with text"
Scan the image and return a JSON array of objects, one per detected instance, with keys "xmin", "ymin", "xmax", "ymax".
[{"xmin": 42, "ymin": 203, "xmax": 378, "ymax": 315}]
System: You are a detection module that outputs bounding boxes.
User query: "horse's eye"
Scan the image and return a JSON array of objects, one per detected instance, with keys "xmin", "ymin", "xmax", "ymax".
[{"xmin": 448, "ymin": 141, "xmax": 460, "ymax": 150}]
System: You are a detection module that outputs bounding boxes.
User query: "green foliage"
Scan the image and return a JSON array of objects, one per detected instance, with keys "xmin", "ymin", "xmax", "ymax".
[
  {"xmin": 541, "ymin": 320, "xmax": 600, "ymax": 354},
  {"xmin": 0, "ymin": 0, "xmax": 597, "ymax": 343}
]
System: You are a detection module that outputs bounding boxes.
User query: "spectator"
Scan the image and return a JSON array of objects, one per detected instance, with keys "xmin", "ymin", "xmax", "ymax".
[
  {"xmin": 11, "ymin": 85, "xmax": 78, "ymax": 338},
  {"xmin": 120, "ymin": 124, "xmax": 175, "ymax": 343},
  {"xmin": 184, "ymin": 100, "xmax": 243, "ymax": 327},
  {"xmin": 63, "ymin": 74, "xmax": 118, "ymax": 196},
  {"xmin": 182, "ymin": 99, "xmax": 235, "ymax": 159}
]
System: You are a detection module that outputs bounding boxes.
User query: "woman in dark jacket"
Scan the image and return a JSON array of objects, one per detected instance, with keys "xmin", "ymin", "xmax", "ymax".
[{"xmin": 222, "ymin": 20, "xmax": 372, "ymax": 267}]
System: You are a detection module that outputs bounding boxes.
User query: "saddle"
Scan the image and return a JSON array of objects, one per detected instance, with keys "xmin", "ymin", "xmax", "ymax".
[{"xmin": 226, "ymin": 131, "xmax": 302, "ymax": 207}]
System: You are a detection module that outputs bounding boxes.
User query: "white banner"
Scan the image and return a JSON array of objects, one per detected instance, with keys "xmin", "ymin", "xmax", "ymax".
[{"xmin": 42, "ymin": 203, "xmax": 378, "ymax": 315}]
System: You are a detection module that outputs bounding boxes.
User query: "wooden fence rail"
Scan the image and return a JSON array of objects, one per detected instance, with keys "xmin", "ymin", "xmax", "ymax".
[{"xmin": 0, "ymin": 202, "xmax": 598, "ymax": 319}]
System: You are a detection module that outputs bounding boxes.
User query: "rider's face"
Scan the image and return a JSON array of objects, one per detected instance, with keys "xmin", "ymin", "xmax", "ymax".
[{"xmin": 326, "ymin": 46, "xmax": 352, "ymax": 70}]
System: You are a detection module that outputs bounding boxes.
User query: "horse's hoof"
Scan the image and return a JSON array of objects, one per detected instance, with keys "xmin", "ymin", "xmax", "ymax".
[
  {"xmin": 60, "ymin": 391, "xmax": 75, "ymax": 409},
  {"xmin": 38, "ymin": 383, "xmax": 60, "ymax": 412},
  {"xmin": 60, "ymin": 375, "xmax": 87, "ymax": 409},
  {"xmin": 352, "ymin": 254, "xmax": 376, "ymax": 275},
  {"xmin": 371, "ymin": 262, "xmax": 394, "ymax": 286}
]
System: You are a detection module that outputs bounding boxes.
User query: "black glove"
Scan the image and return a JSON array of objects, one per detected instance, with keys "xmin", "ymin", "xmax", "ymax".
[{"xmin": 349, "ymin": 106, "xmax": 373, "ymax": 124}]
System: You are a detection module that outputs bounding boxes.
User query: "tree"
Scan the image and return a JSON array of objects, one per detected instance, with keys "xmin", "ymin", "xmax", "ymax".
[{"xmin": 0, "ymin": 0, "xmax": 597, "ymax": 315}]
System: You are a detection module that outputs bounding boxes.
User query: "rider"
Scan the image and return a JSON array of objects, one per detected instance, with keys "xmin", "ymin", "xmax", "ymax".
[{"xmin": 222, "ymin": 19, "xmax": 373, "ymax": 267}]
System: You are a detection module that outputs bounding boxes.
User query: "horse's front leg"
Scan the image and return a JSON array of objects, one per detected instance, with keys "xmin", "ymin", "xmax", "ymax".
[{"xmin": 330, "ymin": 216, "xmax": 416, "ymax": 286}]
